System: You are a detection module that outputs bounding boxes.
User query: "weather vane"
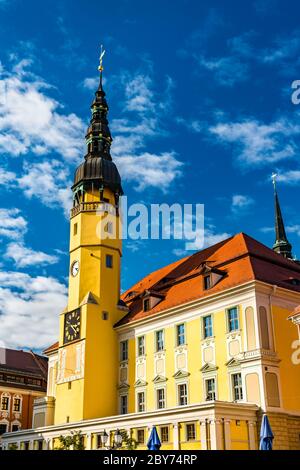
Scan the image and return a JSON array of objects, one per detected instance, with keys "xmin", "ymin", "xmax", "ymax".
[
  {"xmin": 98, "ymin": 44, "xmax": 106, "ymax": 73},
  {"xmin": 271, "ymin": 172, "xmax": 277, "ymax": 189}
]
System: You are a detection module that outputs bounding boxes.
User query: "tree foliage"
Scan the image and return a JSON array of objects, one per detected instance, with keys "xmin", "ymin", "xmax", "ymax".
[{"xmin": 55, "ymin": 431, "xmax": 85, "ymax": 450}]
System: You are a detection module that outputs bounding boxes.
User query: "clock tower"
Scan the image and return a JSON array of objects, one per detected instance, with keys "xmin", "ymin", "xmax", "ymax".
[{"xmin": 54, "ymin": 54, "xmax": 125, "ymax": 424}]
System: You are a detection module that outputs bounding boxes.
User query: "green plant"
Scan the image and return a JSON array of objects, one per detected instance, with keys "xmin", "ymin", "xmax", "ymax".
[
  {"xmin": 8, "ymin": 443, "xmax": 18, "ymax": 450},
  {"xmin": 55, "ymin": 431, "xmax": 85, "ymax": 450},
  {"xmin": 119, "ymin": 430, "xmax": 137, "ymax": 450}
]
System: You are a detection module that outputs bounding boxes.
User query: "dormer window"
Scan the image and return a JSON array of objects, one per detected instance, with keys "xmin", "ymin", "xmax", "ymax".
[
  {"xmin": 126, "ymin": 291, "xmax": 137, "ymax": 300},
  {"xmin": 200, "ymin": 263, "xmax": 226, "ymax": 290},
  {"xmin": 141, "ymin": 290, "xmax": 165, "ymax": 312},
  {"xmin": 143, "ymin": 298, "xmax": 150, "ymax": 312},
  {"xmin": 203, "ymin": 275, "xmax": 211, "ymax": 290}
]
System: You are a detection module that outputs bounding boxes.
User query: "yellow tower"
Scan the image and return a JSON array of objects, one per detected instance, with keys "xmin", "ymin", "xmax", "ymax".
[{"xmin": 54, "ymin": 51, "xmax": 125, "ymax": 424}]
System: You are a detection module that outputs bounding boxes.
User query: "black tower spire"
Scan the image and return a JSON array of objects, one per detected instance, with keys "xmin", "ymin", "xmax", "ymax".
[
  {"xmin": 73, "ymin": 47, "xmax": 123, "ymax": 196},
  {"xmin": 272, "ymin": 174, "xmax": 293, "ymax": 259}
]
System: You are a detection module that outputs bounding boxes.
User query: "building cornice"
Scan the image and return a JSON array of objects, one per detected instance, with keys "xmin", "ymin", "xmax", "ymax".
[{"xmin": 115, "ymin": 280, "xmax": 300, "ymax": 332}]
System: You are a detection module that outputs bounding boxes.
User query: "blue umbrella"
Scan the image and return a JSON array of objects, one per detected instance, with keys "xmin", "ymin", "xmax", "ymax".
[
  {"xmin": 147, "ymin": 426, "xmax": 161, "ymax": 450},
  {"xmin": 259, "ymin": 414, "xmax": 274, "ymax": 450}
]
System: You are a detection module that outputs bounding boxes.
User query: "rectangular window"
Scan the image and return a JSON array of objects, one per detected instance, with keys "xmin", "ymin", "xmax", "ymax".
[
  {"xmin": 178, "ymin": 383, "xmax": 188, "ymax": 406},
  {"xmin": 137, "ymin": 336, "xmax": 145, "ymax": 356},
  {"xmin": 186, "ymin": 423, "xmax": 196, "ymax": 441},
  {"xmin": 137, "ymin": 429, "xmax": 145, "ymax": 444},
  {"xmin": 106, "ymin": 254, "xmax": 113, "ymax": 268},
  {"xmin": 137, "ymin": 392, "xmax": 145, "ymax": 412},
  {"xmin": 176, "ymin": 323, "xmax": 185, "ymax": 346},
  {"xmin": 160, "ymin": 426, "xmax": 169, "ymax": 443},
  {"xmin": 1, "ymin": 396, "xmax": 9, "ymax": 411},
  {"xmin": 205, "ymin": 378, "xmax": 216, "ymax": 401},
  {"xmin": 120, "ymin": 395, "xmax": 128, "ymax": 415},
  {"xmin": 156, "ymin": 330, "xmax": 164, "ymax": 352},
  {"xmin": 143, "ymin": 298, "xmax": 150, "ymax": 312},
  {"xmin": 13, "ymin": 398, "xmax": 21, "ymax": 412},
  {"xmin": 120, "ymin": 340, "xmax": 128, "ymax": 362},
  {"xmin": 12, "ymin": 424, "xmax": 20, "ymax": 432},
  {"xmin": 73, "ymin": 223, "xmax": 78, "ymax": 235},
  {"xmin": 0, "ymin": 424, "xmax": 7, "ymax": 435},
  {"xmin": 204, "ymin": 275, "xmax": 211, "ymax": 290},
  {"xmin": 203, "ymin": 315, "xmax": 213, "ymax": 338},
  {"xmin": 227, "ymin": 307, "xmax": 239, "ymax": 332},
  {"xmin": 157, "ymin": 388, "xmax": 165, "ymax": 409},
  {"xmin": 102, "ymin": 311, "xmax": 109, "ymax": 320},
  {"xmin": 232, "ymin": 373, "xmax": 243, "ymax": 401}
]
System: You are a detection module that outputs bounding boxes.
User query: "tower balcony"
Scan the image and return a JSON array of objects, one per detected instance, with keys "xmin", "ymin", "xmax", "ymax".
[{"xmin": 70, "ymin": 201, "xmax": 117, "ymax": 218}]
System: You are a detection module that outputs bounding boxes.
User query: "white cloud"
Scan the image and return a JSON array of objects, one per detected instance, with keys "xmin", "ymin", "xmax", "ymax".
[
  {"xmin": 125, "ymin": 74, "xmax": 155, "ymax": 113},
  {"xmin": 0, "ymin": 208, "xmax": 27, "ymax": 239},
  {"xmin": 18, "ymin": 160, "xmax": 72, "ymax": 216},
  {"xmin": 173, "ymin": 225, "xmax": 231, "ymax": 257},
  {"xmin": 231, "ymin": 194, "xmax": 254, "ymax": 213},
  {"xmin": 0, "ymin": 271, "xmax": 67, "ymax": 349},
  {"xmin": 0, "ymin": 167, "xmax": 16, "ymax": 185},
  {"xmin": 5, "ymin": 242, "xmax": 58, "ymax": 268},
  {"xmin": 115, "ymin": 152, "xmax": 183, "ymax": 192},
  {"xmin": 210, "ymin": 118, "xmax": 298, "ymax": 166},
  {"xmin": 286, "ymin": 225, "xmax": 300, "ymax": 236},
  {"xmin": 0, "ymin": 61, "xmax": 85, "ymax": 160},
  {"xmin": 277, "ymin": 170, "xmax": 300, "ymax": 184},
  {"xmin": 195, "ymin": 55, "xmax": 249, "ymax": 86},
  {"xmin": 110, "ymin": 72, "xmax": 183, "ymax": 191},
  {"xmin": 82, "ymin": 77, "xmax": 99, "ymax": 90},
  {"xmin": 261, "ymin": 31, "xmax": 300, "ymax": 64}
]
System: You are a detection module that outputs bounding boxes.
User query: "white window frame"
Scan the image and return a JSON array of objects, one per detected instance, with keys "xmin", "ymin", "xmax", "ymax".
[
  {"xmin": 227, "ymin": 306, "xmax": 240, "ymax": 332},
  {"xmin": 120, "ymin": 340, "xmax": 128, "ymax": 362},
  {"xmin": 12, "ymin": 395, "xmax": 22, "ymax": 413},
  {"xmin": 202, "ymin": 315, "xmax": 213, "ymax": 339},
  {"xmin": 231, "ymin": 372, "xmax": 243, "ymax": 402},
  {"xmin": 137, "ymin": 335, "xmax": 145, "ymax": 357},
  {"xmin": 185, "ymin": 422, "xmax": 196, "ymax": 441},
  {"xmin": 176, "ymin": 323, "xmax": 186, "ymax": 347},
  {"xmin": 156, "ymin": 387, "xmax": 166, "ymax": 409},
  {"xmin": 137, "ymin": 390, "xmax": 146, "ymax": 413},
  {"xmin": 204, "ymin": 377, "xmax": 216, "ymax": 401},
  {"xmin": 120, "ymin": 394, "xmax": 128, "ymax": 415},
  {"xmin": 1, "ymin": 393, "xmax": 10, "ymax": 412},
  {"xmin": 160, "ymin": 425, "xmax": 170, "ymax": 443},
  {"xmin": 177, "ymin": 382, "xmax": 188, "ymax": 406},
  {"xmin": 155, "ymin": 330, "xmax": 164, "ymax": 352}
]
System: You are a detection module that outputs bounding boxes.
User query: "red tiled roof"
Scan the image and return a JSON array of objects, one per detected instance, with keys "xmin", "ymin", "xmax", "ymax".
[
  {"xmin": 43, "ymin": 342, "xmax": 59, "ymax": 355},
  {"xmin": 0, "ymin": 348, "xmax": 48, "ymax": 379},
  {"xmin": 116, "ymin": 233, "xmax": 300, "ymax": 327}
]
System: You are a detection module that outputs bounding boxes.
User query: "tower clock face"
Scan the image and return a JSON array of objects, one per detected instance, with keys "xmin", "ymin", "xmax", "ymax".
[
  {"xmin": 64, "ymin": 309, "xmax": 81, "ymax": 344},
  {"xmin": 71, "ymin": 260, "xmax": 79, "ymax": 277}
]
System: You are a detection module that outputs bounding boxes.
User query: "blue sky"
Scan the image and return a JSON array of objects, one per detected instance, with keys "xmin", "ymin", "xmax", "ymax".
[{"xmin": 1, "ymin": 0, "xmax": 300, "ymax": 349}]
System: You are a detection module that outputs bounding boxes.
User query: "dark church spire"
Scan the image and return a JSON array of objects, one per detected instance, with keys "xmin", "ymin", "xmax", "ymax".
[
  {"xmin": 72, "ymin": 47, "xmax": 123, "ymax": 196},
  {"xmin": 272, "ymin": 173, "xmax": 293, "ymax": 259},
  {"xmin": 85, "ymin": 45, "xmax": 112, "ymax": 161}
]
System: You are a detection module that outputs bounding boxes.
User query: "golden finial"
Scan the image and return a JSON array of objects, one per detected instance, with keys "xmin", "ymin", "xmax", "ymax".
[{"xmin": 98, "ymin": 44, "xmax": 106, "ymax": 73}]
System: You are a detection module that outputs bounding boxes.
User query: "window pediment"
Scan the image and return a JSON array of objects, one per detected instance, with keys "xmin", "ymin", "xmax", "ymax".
[
  {"xmin": 153, "ymin": 375, "xmax": 167, "ymax": 384},
  {"xmin": 200, "ymin": 363, "xmax": 218, "ymax": 373},
  {"xmin": 173, "ymin": 370, "xmax": 190, "ymax": 380}
]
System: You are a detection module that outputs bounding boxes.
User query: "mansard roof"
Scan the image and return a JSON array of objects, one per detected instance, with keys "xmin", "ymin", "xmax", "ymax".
[{"xmin": 116, "ymin": 232, "xmax": 300, "ymax": 327}]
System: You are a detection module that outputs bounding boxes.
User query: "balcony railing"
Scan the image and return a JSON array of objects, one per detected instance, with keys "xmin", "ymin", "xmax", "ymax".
[
  {"xmin": 238, "ymin": 348, "xmax": 278, "ymax": 361},
  {"xmin": 70, "ymin": 202, "xmax": 114, "ymax": 218}
]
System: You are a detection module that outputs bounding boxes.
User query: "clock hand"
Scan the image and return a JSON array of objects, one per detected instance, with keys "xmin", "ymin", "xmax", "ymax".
[{"xmin": 70, "ymin": 324, "xmax": 77, "ymax": 334}]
